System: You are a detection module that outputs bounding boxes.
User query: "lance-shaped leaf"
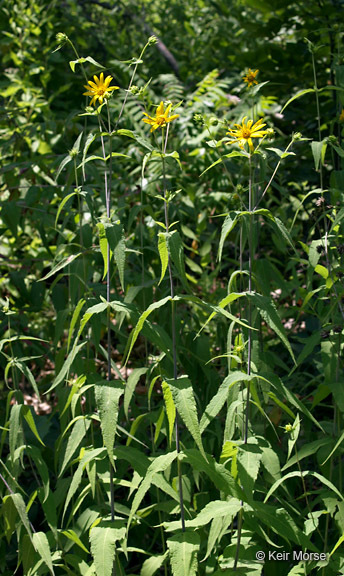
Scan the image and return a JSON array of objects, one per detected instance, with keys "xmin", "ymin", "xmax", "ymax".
[
  {"xmin": 59, "ymin": 416, "xmax": 91, "ymax": 477},
  {"xmin": 128, "ymin": 451, "xmax": 178, "ymax": 530},
  {"xmin": 162, "ymin": 381, "xmax": 176, "ymax": 446},
  {"xmin": 90, "ymin": 520, "xmax": 126, "ymax": 576},
  {"xmin": 158, "ymin": 232, "xmax": 169, "ymax": 285},
  {"xmin": 165, "ymin": 376, "xmax": 206, "ymax": 460},
  {"xmin": 124, "ymin": 296, "xmax": 171, "ymax": 365},
  {"xmin": 248, "ymin": 292, "xmax": 296, "ymax": 363},
  {"xmin": 94, "ymin": 380, "xmax": 125, "ymax": 470},
  {"xmin": 218, "ymin": 212, "xmax": 239, "ymax": 262},
  {"xmin": 32, "ymin": 532, "xmax": 55, "ymax": 576},
  {"xmin": 124, "ymin": 367, "xmax": 148, "ymax": 420},
  {"xmin": 167, "ymin": 532, "xmax": 200, "ymax": 576},
  {"xmin": 237, "ymin": 441, "xmax": 262, "ymax": 498},
  {"xmin": 166, "ymin": 230, "xmax": 190, "ymax": 293},
  {"xmin": 164, "ymin": 499, "xmax": 242, "ymax": 531}
]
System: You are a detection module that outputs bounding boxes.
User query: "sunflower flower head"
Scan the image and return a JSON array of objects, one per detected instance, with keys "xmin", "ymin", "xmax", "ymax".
[
  {"xmin": 243, "ymin": 68, "xmax": 259, "ymax": 88},
  {"xmin": 226, "ymin": 116, "xmax": 268, "ymax": 152},
  {"xmin": 83, "ymin": 72, "xmax": 119, "ymax": 107},
  {"xmin": 142, "ymin": 101, "xmax": 179, "ymax": 132}
]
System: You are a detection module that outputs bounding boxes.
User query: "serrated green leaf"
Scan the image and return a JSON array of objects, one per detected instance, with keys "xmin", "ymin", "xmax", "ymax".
[
  {"xmin": 124, "ymin": 296, "xmax": 171, "ymax": 365},
  {"xmin": 59, "ymin": 417, "xmax": 90, "ymax": 477},
  {"xmin": 124, "ymin": 368, "xmax": 148, "ymax": 420},
  {"xmin": 46, "ymin": 341, "xmax": 87, "ymax": 393},
  {"xmin": 158, "ymin": 233, "xmax": 169, "ymax": 285},
  {"xmin": 39, "ymin": 253, "xmax": 82, "ymax": 282},
  {"xmin": 61, "ymin": 529, "xmax": 89, "ymax": 553},
  {"xmin": 67, "ymin": 299, "xmax": 86, "ymax": 353},
  {"xmin": 311, "ymin": 139, "xmax": 327, "ymax": 171},
  {"xmin": 165, "ymin": 376, "xmax": 206, "ymax": 460},
  {"xmin": 162, "ymin": 381, "xmax": 176, "ymax": 446},
  {"xmin": 165, "ymin": 499, "xmax": 241, "ymax": 531},
  {"xmin": 32, "ymin": 532, "xmax": 55, "ymax": 575},
  {"xmin": 90, "ymin": 521, "xmax": 126, "ymax": 576},
  {"xmin": 22, "ymin": 406, "xmax": 45, "ymax": 446},
  {"xmin": 167, "ymin": 532, "xmax": 200, "ymax": 576},
  {"xmin": 9, "ymin": 404, "xmax": 22, "ymax": 463},
  {"xmin": 63, "ymin": 448, "xmax": 106, "ymax": 520},
  {"xmin": 248, "ymin": 293, "xmax": 296, "ymax": 363},
  {"xmin": 166, "ymin": 230, "xmax": 190, "ymax": 293},
  {"xmin": 97, "ymin": 222, "xmax": 111, "ymax": 281},
  {"xmin": 237, "ymin": 441, "xmax": 262, "ymax": 497},
  {"xmin": 10, "ymin": 493, "xmax": 32, "ymax": 539},
  {"xmin": 218, "ymin": 213, "xmax": 239, "ymax": 262},
  {"xmin": 128, "ymin": 451, "xmax": 178, "ymax": 530},
  {"xmin": 200, "ymin": 371, "xmax": 253, "ymax": 433},
  {"xmin": 141, "ymin": 553, "xmax": 168, "ymax": 576},
  {"xmin": 94, "ymin": 381, "xmax": 124, "ymax": 469}
]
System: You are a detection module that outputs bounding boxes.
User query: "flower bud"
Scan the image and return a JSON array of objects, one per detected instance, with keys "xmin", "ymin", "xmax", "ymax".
[
  {"xmin": 193, "ymin": 113, "xmax": 205, "ymax": 126},
  {"xmin": 148, "ymin": 35, "xmax": 158, "ymax": 45},
  {"xmin": 292, "ymin": 132, "xmax": 303, "ymax": 141},
  {"xmin": 56, "ymin": 32, "xmax": 68, "ymax": 45},
  {"xmin": 69, "ymin": 147, "xmax": 79, "ymax": 158}
]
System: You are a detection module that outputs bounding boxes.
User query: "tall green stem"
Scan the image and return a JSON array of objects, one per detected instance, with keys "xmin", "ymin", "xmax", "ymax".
[{"xmin": 162, "ymin": 125, "xmax": 185, "ymax": 532}]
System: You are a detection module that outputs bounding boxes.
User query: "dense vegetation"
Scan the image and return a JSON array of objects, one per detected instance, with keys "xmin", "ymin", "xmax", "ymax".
[{"xmin": 1, "ymin": 1, "xmax": 344, "ymax": 575}]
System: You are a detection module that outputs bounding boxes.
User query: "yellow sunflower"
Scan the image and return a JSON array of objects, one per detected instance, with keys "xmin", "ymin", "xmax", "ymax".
[
  {"xmin": 83, "ymin": 72, "xmax": 119, "ymax": 107},
  {"xmin": 226, "ymin": 116, "xmax": 268, "ymax": 152},
  {"xmin": 143, "ymin": 101, "xmax": 179, "ymax": 132},
  {"xmin": 243, "ymin": 68, "xmax": 259, "ymax": 87}
]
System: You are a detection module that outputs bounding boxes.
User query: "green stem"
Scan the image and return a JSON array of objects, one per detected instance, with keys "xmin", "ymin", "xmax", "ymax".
[{"xmin": 162, "ymin": 124, "xmax": 185, "ymax": 532}]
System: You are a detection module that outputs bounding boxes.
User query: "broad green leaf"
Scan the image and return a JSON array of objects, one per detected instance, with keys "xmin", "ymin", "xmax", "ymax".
[
  {"xmin": 162, "ymin": 381, "xmax": 176, "ymax": 446},
  {"xmin": 311, "ymin": 139, "xmax": 327, "ymax": 171},
  {"xmin": 200, "ymin": 371, "xmax": 253, "ymax": 433},
  {"xmin": 248, "ymin": 293, "xmax": 296, "ymax": 363},
  {"xmin": 9, "ymin": 404, "xmax": 22, "ymax": 463},
  {"xmin": 237, "ymin": 441, "xmax": 262, "ymax": 497},
  {"xmin": 250, "ymin": 502, "xmax": 317, "ymax": 550},
  {"xmin": 314, "ymin": 264, "xmax": 328, "ymax": 279},
  {"xmin": 165, "ymin": 499, "xmax": 241, "ymax": 530},
  {"xmin": 46, "ymin": 341, "xmax": 87, "ymax": 393},
  {"xmin": 141, "ymin": 553, "xmax": 167, "ymax": 576},
  {"xmin": 166, "ymin": 230, "xmax": 190, "ymax": 293},
  {"xmin": 128, "ymin": 451, "xmax": 178, "ymax": 530},
  {"xmin": 10, "ymin": 493, "xmax": 32, "ymax": 539},
  {"xmin": 165, "ymin": 376, "xmax": 206, "ymax": 460},
  {"xmin": 94, "ymin": 380, "xmax": 125, "ymax": 469},
  {"xmin": 124, "ymin": 296, "xmax": 171, "ymax": 365},
  {"xmin": 124, "ymin": 368, "xmax": 148, "ymax": 420},
  {"xmin": 59, "ymin": 417, "xmax": 91, "ymax": 477},
  {"xmin": 105, "ymin": 221, "xmax": 126, "ymax": 290},
  {"xmin": 16, "ymin": 361, "xmax": 41, "ymax": 399},
  {"xmin": 67, "ymin": 298, "xmax": 86, "ymax": 352},
  {"xmin": 61, "ymin": 529, "xmax": 89, "ymax": 553},
  {"xmin": 167, "ymin": 532, "xmax": 200, "ymax": 576},
  {"xmin": 287, "ymin": 413, "xmax": 301, "ymax": 461},
  {"xmin": 63, "ymin": 448, "xmax": 106, "ymax": 519},
  {"xmin": 158, "ymin": 233, "xmax": 169, "ymax": 285},
  {"xmin": 90, "ymin": 521, "xmax": 126, "ymax": 576},
  {"xmin": 22, "ymin": 406, "xmax": 45, "ymax": 446},
  {"xmin": 184, "ymin": 449, "xmax": 244, "ymax": 500},
  {"xmin": 32, "ymin": 532, "xmax": 55, "ymax": 575},
  {"xmin": 97, "ymin": 222, "xmax": 111, "ymax": 281},
  {"xmin": 218, "ymin": 213, "xmax": 239, "ymax": 262}
]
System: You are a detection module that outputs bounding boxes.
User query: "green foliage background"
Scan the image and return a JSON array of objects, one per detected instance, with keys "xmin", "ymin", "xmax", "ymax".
[{"xmin": 1, "ymin": 0, "xmax": 344, "ymax": 575}]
